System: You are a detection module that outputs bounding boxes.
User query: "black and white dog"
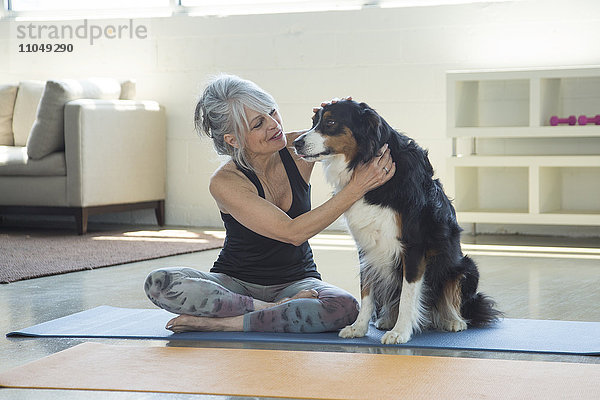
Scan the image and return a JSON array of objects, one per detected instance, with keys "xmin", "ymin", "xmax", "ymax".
[{"xmin": 294, "ymin": 100, "xmax": 500, "ymax": 344}]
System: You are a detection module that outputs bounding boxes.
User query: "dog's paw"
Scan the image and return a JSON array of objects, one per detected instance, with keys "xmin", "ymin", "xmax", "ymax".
[
  {"xmin": 381, "ymin": 329, "xmax": 412, "ymax": 344},
  {"xmin": 444, "ymin": 319, "xmax": 468, "ymax": 332},
  {"xmin": 339, "ymin": 324, "xmax": 368, "ymax": 338}
]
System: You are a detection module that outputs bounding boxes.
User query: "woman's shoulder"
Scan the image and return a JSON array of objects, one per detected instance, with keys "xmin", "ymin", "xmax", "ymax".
[
  {"xmin": 210, "ymin": 161, "xmax": 255, "ymax": 197},
  {"xmin": 211, "ymin": 161, "xmax": 241, "ymax": 185},
  {"xmin": 210, "ymin": 162, "xmax": 257, "ymax": 214}
]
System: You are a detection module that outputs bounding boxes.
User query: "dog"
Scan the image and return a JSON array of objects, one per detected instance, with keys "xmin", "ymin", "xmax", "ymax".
[{"xmin": 293, "ymin": 100, "xmax": 501, "ymax": 344}]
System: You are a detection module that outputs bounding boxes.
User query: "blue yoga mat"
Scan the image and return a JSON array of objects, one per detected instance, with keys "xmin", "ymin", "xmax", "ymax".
[{"xmin": 7, "ymin": 306, "xmax": 600, "ymax": 355}]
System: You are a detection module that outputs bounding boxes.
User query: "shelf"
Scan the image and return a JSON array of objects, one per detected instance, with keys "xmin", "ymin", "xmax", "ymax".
[
  {"xmin": 454, "ymin": 79, "xmax": 530, "ymax": 128},
  {"xmin": 454, "ymin": 166, "xmax": 529, "ymax": 214},
  {"xmin": 449, "ymin": 155, "xmax": 600, "ymax": 167},
  {"xmin": 540, "ymin": 76, "xmax": 600, "ymax": 127},
  {"xmin": 447, "ymin": 67, "xmax": 600, "ymax": 228},
  {"xmin": 447, "ymin": 66, "xmax": 600, "ymax": 138},
  {"xmin": 449, "ymin": 125, "xmax": 600, "ymax": 139},
  {"xmin": 447, "ymin": 155, "xmax": 600, "ymax": 227},
  {"xmin": 456, "ymin": 212, "xmax": 539, "ymax": 224},
  {"xmin": 457, "ymin": 212, "xmax": 600, "ymax": 226},
  {"xmin": 539, "ymin": 167, "xmax": 600, "ymax": 214}
]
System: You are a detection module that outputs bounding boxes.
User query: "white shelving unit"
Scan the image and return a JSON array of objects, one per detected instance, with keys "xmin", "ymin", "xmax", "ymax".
[{"xmin": 447, "ymin": 67, "xmax": 600, "ymax": 227}]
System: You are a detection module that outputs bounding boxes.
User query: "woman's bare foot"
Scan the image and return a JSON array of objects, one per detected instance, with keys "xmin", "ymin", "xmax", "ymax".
[
  {"xmin": 276, "ymin": 289, "xmax": 319, "ymax": 305},
  {"xmin": 166, "ymin": 314, "xmax": 243, "ymax": 333}
]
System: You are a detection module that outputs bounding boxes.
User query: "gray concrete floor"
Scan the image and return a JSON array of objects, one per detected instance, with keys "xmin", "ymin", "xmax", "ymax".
[{"xmin": 1, "ymin": 226, "xmax": 599, "ymax": 399}]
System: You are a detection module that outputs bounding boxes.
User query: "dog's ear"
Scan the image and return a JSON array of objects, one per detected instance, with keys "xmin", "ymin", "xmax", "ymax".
[
  {"xmin": 361, "ymin": 107, "xmax": 381, "ymax": 137},
  {"xmin": 358, "ymin": 103, "xmax": 383, "ymax": 161}
]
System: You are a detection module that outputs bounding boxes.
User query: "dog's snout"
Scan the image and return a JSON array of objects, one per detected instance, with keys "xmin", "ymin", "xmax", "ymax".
[{"xmin": 293, "ymin": 136, "xmax": 306, "ymax": 151}]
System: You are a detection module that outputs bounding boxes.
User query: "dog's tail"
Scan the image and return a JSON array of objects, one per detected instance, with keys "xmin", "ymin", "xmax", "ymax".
[
  {"xmin": 462, "ymin": 292, "xmax": 502, "ymax": 327},
  {"xmin": 459, "ymin": 255, "xmax": 503, "ymax": 327}
]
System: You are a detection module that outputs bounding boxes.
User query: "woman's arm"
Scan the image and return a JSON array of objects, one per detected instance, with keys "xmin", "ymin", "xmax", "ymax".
[{"xmin": 210, "ymin": 146, "xmax": 395, "ymax": 246}]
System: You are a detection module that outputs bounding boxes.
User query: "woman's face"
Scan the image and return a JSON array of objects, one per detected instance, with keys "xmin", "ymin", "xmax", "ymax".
[{"xmin": 242, "ymin": 107, "xmax": 286, "ymax": 156}]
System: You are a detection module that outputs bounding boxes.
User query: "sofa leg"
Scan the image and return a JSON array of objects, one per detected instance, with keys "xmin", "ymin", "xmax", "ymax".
[
  {"xmin": 75, "ymin": 208, "xmax": 89, "ymax": 235},
  {"xmin": 155, "ymin": 200, "xmax": 165, "ymax": 226}
]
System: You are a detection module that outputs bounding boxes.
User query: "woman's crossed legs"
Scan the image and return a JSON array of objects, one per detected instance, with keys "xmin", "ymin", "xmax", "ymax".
[{"xmin": 144, "ymin": 267, "xmax": 359, "ymax": 334}]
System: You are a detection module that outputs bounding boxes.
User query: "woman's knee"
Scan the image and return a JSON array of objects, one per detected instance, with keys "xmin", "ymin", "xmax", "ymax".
[
  {"xmin": 144, "ymin": 268, "xmax": 178, "ymax": 298},
  {"xmin": 319, "ymin": 290, "xmax": 359, "ymax": 329},
  {"xmin": 337, "ymin": 293, "xmax": 360, "ymax": 323}
]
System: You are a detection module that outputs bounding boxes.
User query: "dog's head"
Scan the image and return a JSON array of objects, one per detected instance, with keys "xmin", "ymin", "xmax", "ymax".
[{"xmin": 294, "ymin": 100, "xmax": 384, "ymax": 168}]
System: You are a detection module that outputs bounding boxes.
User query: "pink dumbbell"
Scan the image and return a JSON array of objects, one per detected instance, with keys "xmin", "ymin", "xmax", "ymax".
[
  {"xmin": 550, "ymin": 115, "xmax": 576, "ymax": 126},
  {"xmin": 577, "ymin": 115, "xmax": 600, "ymax": 125}
]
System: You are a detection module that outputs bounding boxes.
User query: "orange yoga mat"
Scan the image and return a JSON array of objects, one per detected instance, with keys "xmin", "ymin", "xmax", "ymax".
[{"xmin": 1, "ymin": 342, "xmax": 599, "ymax": 399}]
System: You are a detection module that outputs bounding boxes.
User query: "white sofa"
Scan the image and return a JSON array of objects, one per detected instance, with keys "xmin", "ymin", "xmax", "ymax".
[{"xmin": 0, "ymin": 79, "xmax": 166, "ymax": 234}]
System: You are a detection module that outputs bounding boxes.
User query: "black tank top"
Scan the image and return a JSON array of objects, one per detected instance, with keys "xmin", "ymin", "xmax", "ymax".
[{"xmin": 210, "ymin": 148, "xmax": 321, "ymax": 285}]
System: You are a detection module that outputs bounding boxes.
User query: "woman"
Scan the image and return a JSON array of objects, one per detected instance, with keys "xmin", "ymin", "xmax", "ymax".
[{"xmin": 145, "ymin": 74, "xmax": 395, "ymax": 333}]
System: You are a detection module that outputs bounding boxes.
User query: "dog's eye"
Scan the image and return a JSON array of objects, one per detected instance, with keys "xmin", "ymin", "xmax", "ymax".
[{"xmin": 326, "ymin": 120, "xmax": 336, "ymax": 127}]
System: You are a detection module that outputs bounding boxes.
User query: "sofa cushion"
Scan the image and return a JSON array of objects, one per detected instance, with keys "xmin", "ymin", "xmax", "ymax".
[
  {"xmin": 0, "ymin": 146, "xmax": 66, "ymax": 176},
  {"xmin": 26, "ymin": 78, "xmax": 122, "ymax": 160},
  {"xmin": 0, "ymin": 84, "xmax": 18, "ymax": 146},
  {"xmin": 12, "ymin": 80, "xmax": 45, "ymax": 147}
]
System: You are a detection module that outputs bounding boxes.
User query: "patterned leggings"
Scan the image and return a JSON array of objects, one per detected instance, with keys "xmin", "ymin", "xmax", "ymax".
[{"xmin": 144, "ymin": 267, "xmax": 359, "ymax": 333}]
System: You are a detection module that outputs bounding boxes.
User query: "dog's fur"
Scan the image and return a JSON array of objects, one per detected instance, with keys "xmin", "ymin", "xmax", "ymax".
[{"xmin": 294, "ymin": 100, "xmax": 501, "ymax": 344}]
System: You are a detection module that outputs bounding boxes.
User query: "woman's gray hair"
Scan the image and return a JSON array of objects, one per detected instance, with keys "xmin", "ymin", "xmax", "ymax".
[{"xmin": 194, "ymin": 74, "xmax": 278, "ymax": 172}]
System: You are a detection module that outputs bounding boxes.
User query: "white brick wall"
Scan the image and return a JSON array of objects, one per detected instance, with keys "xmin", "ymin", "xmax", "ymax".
[{"xmin": 1, "ymin": 0, "xmax": 600, "ymax": 234}]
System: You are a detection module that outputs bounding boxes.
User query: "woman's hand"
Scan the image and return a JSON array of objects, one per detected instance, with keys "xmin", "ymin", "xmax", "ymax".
[
  {"xmin": 348, "ymin": 144, "xmax": 395, "ymax": 196},
  {"xmin": 313, "ymin": 96, "xmax": 353, "ymax": 113}
]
